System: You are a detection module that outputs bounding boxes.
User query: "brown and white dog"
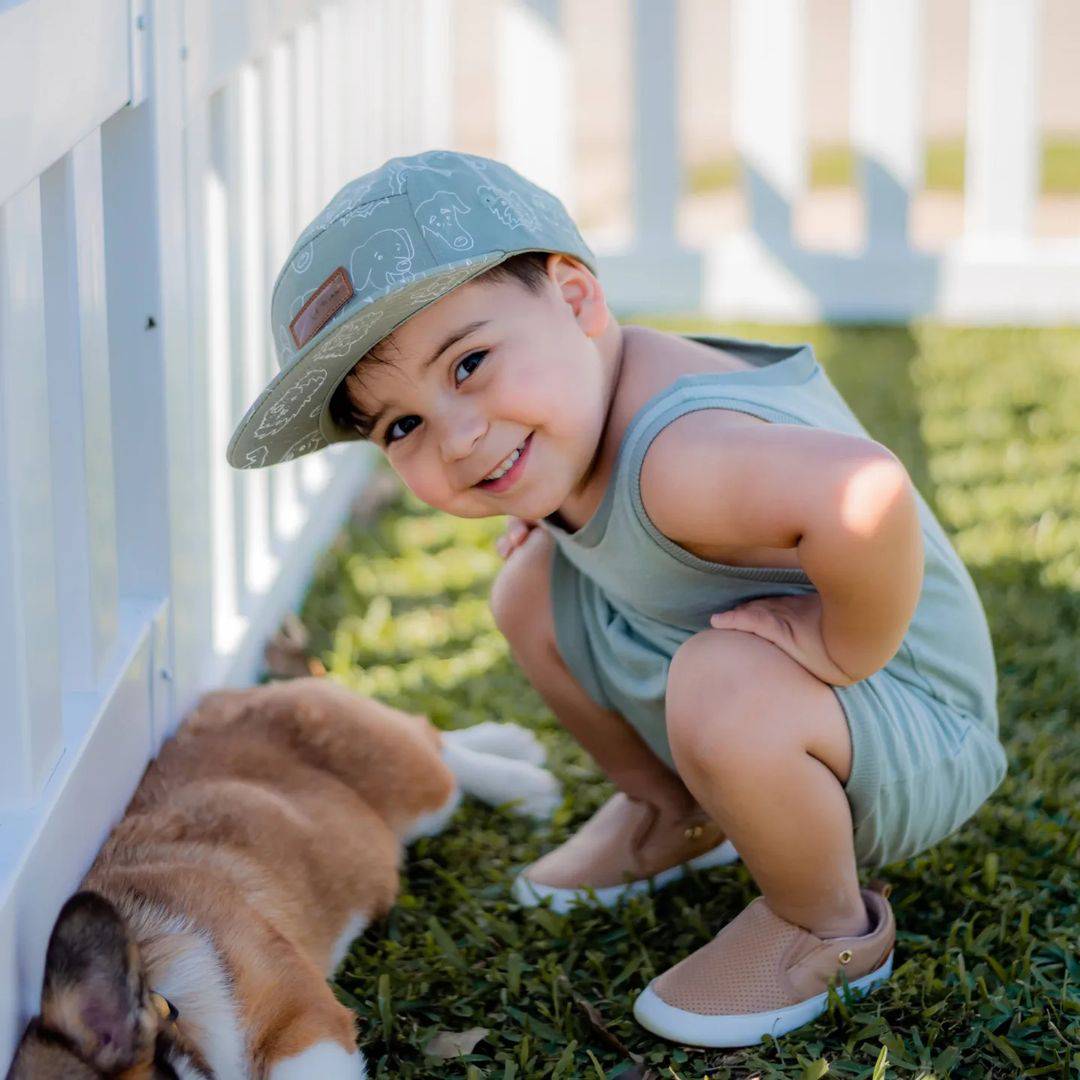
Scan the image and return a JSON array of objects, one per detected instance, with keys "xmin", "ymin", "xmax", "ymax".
[{"xmin": 8, "ymin": 677, "xmax": 560, "ymax": 1079}]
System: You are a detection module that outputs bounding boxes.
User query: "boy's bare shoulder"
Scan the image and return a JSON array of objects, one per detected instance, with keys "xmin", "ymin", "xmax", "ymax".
[
  {"xmin": 617, "ymin": 325, "xmax": 755, "ymax": 392},
  {"xmin": 613, "ymin": 326, "xmax": 784, "ymax": 559},
  {"xmin": 604, "ymin": 324, "xmax": 764, "ymax": 451},
  {"xmin": 638, "ymin": 405, "xmax": 788, "ymax": 559},
  {"xmin": 622, "ymin": 328, "xmax": 911, "ymax": 562},
  {"xmin": 640, "ymin": 401, "xmax": 903, "ymax": 563}
]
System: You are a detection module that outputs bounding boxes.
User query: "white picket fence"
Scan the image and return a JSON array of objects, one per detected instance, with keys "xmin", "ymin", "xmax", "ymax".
[
  {"xmin": 0, "ymin": 0, "xmax": 452, "ymax": 1063},
  {"xmin": 595, "ymin": 0, "xmax": 1080, "ymax": 322},
  {"xmin": 1, "ymin": 0, "xmax": 1077, "ymax": 1068}
]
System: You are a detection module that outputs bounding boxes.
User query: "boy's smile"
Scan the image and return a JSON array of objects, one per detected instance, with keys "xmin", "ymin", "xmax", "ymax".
[
  {"xmin": 344, "ymin": 254, "xmax": 621, "ymax": 522},
  {"xmin": 475, "ymin": 431, "xmax": 533, "ymax": 492}
]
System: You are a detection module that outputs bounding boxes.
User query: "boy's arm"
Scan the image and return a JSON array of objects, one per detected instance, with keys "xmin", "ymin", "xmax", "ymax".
[{"xmin": 640, "ymin": 412, "xmax": 924, "ymax": 685}]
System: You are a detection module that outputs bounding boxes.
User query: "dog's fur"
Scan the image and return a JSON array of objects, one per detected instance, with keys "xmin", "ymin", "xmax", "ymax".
[{"xmin": 7, "ymin": 677, "xmax": 559, "ymax": 1079}]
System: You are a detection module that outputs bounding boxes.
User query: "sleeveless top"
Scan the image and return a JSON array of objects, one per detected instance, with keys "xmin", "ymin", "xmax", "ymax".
[{"xmin": 541, "ymin": 333, "xmax": 998, "ymax": 730}]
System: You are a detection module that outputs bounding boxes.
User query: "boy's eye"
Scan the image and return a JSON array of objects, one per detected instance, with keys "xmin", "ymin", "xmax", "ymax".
[
  {"xmin": 383, "ymin": 351, "xmax": 487, "ymax": 445},
  {"xmin": 453, "ymin": 350, "xmax": 488, "ymax": 385},
  {"xmin": 385, "ymin": 415, "xmax": 421, "ymax": 445}
]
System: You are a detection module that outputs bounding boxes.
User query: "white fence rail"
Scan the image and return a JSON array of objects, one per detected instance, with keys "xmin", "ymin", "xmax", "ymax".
[{"xmin": 0, "ymin": 0, "xmax": 449, "ymax": 1064}]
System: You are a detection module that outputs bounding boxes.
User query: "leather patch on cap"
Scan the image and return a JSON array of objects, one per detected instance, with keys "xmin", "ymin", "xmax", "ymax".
[{"xmin": 290, "ymin": 267, "xmax": 354, "ymax": 348}]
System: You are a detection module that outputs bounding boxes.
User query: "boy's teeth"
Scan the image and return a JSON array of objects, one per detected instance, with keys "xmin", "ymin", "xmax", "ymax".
[{"xmin": 483, "ymin": 445, "xmax": 522, "ymax": 482}]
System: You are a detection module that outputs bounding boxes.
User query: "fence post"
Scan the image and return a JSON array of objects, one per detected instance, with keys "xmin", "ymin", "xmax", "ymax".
[
  {"xmin": 419, "ymin": 0, "xmax": 454, "ymax": 151},
  {"xmin": 851, "ymin": 0, "xmax": 923, "ymax": 253},
  {"xmin": 496, "ymin": 0, "xmax": 572, "ymax": 207},
  {"xmin": 41, "ymin": 133, "xmax": 121, "ymax": 695},
  {"xmin": 964, "ymin": 0, "xmax": 1040, "ymax": 249},
  {"xmin": 0, "ymin": 181, "xmax": 63, "ymax": 808},
  {"xmin": 630, "ymin": 0, "xmax": 680, "ymax": 250},
  {"xmin": 596, "ymin": 0, "xmax": 700, "ymax": 313},
  {"xmin": 732, "ymin": 0, "xmax": 805, "ymax": 245}
]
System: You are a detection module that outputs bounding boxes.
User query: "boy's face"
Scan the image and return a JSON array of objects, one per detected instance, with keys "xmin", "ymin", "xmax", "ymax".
[{"xmin": 347, "ymin": 254, "xmax": 612, "ymax": 521}]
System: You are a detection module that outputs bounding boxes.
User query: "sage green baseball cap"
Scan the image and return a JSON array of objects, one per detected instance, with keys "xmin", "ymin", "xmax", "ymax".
[{"xmin": 227, "ymin": 149, "xmax": 597, "ymax": 469}]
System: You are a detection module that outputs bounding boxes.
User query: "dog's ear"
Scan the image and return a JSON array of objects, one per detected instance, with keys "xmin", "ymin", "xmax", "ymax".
[
  {"xmin": 38, "ymin": 891, "xmax": 156, "ymax": 1073},
  {"xmin": 7, "ymin": 1017, "xmax": 101, "ymax": 1078}
]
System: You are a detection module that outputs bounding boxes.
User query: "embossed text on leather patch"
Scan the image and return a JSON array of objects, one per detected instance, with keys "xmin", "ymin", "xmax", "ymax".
[{"xmin": 290, "ymin": 267, "xmax": 354, "ymax": 348}]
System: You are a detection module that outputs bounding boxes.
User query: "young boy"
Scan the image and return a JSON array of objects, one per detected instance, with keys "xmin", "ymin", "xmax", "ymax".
[{"xmin": 228, "ymin": 150, "xmax": 1007, "ymax": 1047}]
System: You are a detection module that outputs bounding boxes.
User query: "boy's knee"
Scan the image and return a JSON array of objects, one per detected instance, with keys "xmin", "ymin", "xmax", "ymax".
[
  {"xmin": 666, "ymin": 630, "xmax": 785, "ymax": 762},
  {"xmin": 667, "ymin": 629, "xmax": 851, "ymax": 782},
  {"xmin": 489, "ymin": 528, "xmax": 554, "ymax": 646},
  {"xmin": 668, "ymin": 629, "xmax": 774, "ymax": 703}
]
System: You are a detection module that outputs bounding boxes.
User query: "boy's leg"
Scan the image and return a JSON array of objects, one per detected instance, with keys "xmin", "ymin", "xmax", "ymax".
[
  {"xmin": 665, "ymin": 627, "xmax": 867, "ymax": 938},
  {"xmin": 632, "ymin": 627, "xmax": 896, "ymax": 1046},
  {"xmin": 490, "ymin": 528, "xmax": 699, "ymax": 820}
]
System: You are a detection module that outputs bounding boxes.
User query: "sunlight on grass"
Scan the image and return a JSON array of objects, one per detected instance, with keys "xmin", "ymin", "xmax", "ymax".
[{"xmin": 686, "ymin": 137, "xmax": 1080, "ymax": 194}]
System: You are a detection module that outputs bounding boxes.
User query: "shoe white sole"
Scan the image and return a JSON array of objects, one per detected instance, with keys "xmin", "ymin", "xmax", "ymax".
[
  {"xmin": 632, "ymin": 949, "xmax": 894, "ymax": 1047},
  {"xmin": 510, "ymin": 839, "xmax": 740, "ymax": 914}
]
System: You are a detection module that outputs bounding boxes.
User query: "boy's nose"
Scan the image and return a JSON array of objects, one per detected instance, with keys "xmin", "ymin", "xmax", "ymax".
[{"xmin": 438, "ymin": 408, "xmax": 488, "ymax": 465}]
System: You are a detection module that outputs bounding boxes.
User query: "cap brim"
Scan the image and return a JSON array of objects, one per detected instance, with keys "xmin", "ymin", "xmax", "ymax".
[{"xmin": 226, "ymin": 252, "xmax": 510, "ymax": 469}]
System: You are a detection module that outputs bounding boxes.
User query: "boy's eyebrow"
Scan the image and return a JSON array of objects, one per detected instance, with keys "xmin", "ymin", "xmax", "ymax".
[
  {"xmin": 365, "ymin": 319, "xmax": 492, "ymax": 435},
  {"xmin": 423, "ymin": 319, "xmax": 490, "ymax": 369}
]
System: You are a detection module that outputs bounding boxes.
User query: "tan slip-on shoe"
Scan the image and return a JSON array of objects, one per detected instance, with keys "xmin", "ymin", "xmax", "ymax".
[
  {"xmin": 633, "ymin": 884, "xmax": 895, "ymax": 1047},
  {"xmin": 511, "ymin": 792, "xmax": 739, "ymax": 914}
]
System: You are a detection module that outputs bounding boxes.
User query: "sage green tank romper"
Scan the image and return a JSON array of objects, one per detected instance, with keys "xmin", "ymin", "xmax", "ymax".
[{"xmin": 542, "ymin": 333, "xmax": 1008, "ymax": 871}]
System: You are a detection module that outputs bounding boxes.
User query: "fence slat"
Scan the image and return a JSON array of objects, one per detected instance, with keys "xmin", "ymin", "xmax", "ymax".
[
  {"xmin": 319, "ymin": 4, "xmax": 346, "ymax": 190},
  {"xmin": 496, "ymin": 0, "xmax": 572, "ymax": 206},
  {"xmin": 101, "ymin": 69, "xmax": 173, "ymax": 618},
  {"xmin": 237, "ymin": 64, "xmax": 279, "ymax": 598},
  {"xmin": 385, "ymin": 0, "xmax": 408, "ymax": 152},
  {"xmin": 353, "ymin": 0, "xmax": 385, "ymax": 167},
  {"xmin": 181, "ymin": 94, "xmax": 219, "ymax": 665},
  {"xmin": 40, "ymin": 132, "xmax": 121, "ymax": 697},
  {"xmin": 215, "ymin": 79, "xmax": 252, "ymax": 618},
  {"xmin": 0, "ymin": 179, "xmax": 63, "ymax": 807},
  {"xmin": 207, "ymin": 88, "xmax": 245, "ymax": 656},
  {"xmin": 263, "ymin": 39, "xmax": 307, "ymax": 545},
  {"xmin": 965, "ymin": 0, "xmax": 1040, "ymax": 245},
  {"xmin": 419, "ymin": 0, "xmax": 454, "ymax": 151},
  {"xmin": 629, "ymin": 0, "xmax": 680, "ymax": 248},
  {"xmin": 851, "ymin": 0, "xmax": 923, "ymax": 251},
  {"xmin": 294, "ymin": 18, "xmax": 333, "ymax": 498},
  {"xmin": 732, "ymin": 0, "xmax": 806, "ymax": 241}
]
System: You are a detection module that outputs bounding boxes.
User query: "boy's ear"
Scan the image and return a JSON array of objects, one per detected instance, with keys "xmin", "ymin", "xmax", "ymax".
[{"xmin": 546, "ymin": 253, "xmax": 609, "ymax": 338}]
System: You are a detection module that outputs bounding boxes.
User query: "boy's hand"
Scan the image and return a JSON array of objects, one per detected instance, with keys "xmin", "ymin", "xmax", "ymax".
[
  {"xmin": 709, "ymin": 593, "xmax": 856, "ymax": 687},
  {"xmin": 495, "ymin": 517, "xmax": 537, "ymax": 559}
]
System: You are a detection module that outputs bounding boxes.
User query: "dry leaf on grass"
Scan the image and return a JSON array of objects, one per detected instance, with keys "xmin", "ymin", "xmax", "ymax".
[{"xmin": 422, "ymin": 1026, "xmax": 489, "ymax": 1060}]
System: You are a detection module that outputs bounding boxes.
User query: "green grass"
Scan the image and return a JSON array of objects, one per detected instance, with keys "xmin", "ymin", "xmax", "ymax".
[
  {"xmin": 686, "ymin": 137, "xmax": 1080, "ymax": 195},
  {"xmin": 300, "ymin": 322, "xmax": 1079, "ymax": 1078}
]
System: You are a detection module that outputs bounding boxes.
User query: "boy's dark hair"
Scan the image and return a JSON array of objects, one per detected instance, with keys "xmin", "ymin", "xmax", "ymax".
[{"xmin": 328, "ymin": 251, "xmax": 552, "ymax": 439}]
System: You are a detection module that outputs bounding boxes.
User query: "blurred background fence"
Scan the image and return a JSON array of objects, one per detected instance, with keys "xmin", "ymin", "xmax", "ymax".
[
  {"xmin": 0, "ymin": 0, "xmax": 1077, "ymax": 1067},
  {"xmin": 471, "ymin": 0, "xmax": 1080, "ymax": 320}
]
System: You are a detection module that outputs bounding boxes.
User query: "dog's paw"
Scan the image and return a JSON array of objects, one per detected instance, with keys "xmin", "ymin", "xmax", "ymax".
[
  {"xmin": 501, "ymin": 765, "xmax": 562, "ymax": 820},
  {"xmin": 442, "ymin": 743, "xmax": 561, "ymax": 819},
  {"xmin": 270, "ymin": 1043, "xmax": 368, "ymax": 1079},
  {"xmin": 442, "ymin": 721, "xmax": 547, "ymax": 766}
]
